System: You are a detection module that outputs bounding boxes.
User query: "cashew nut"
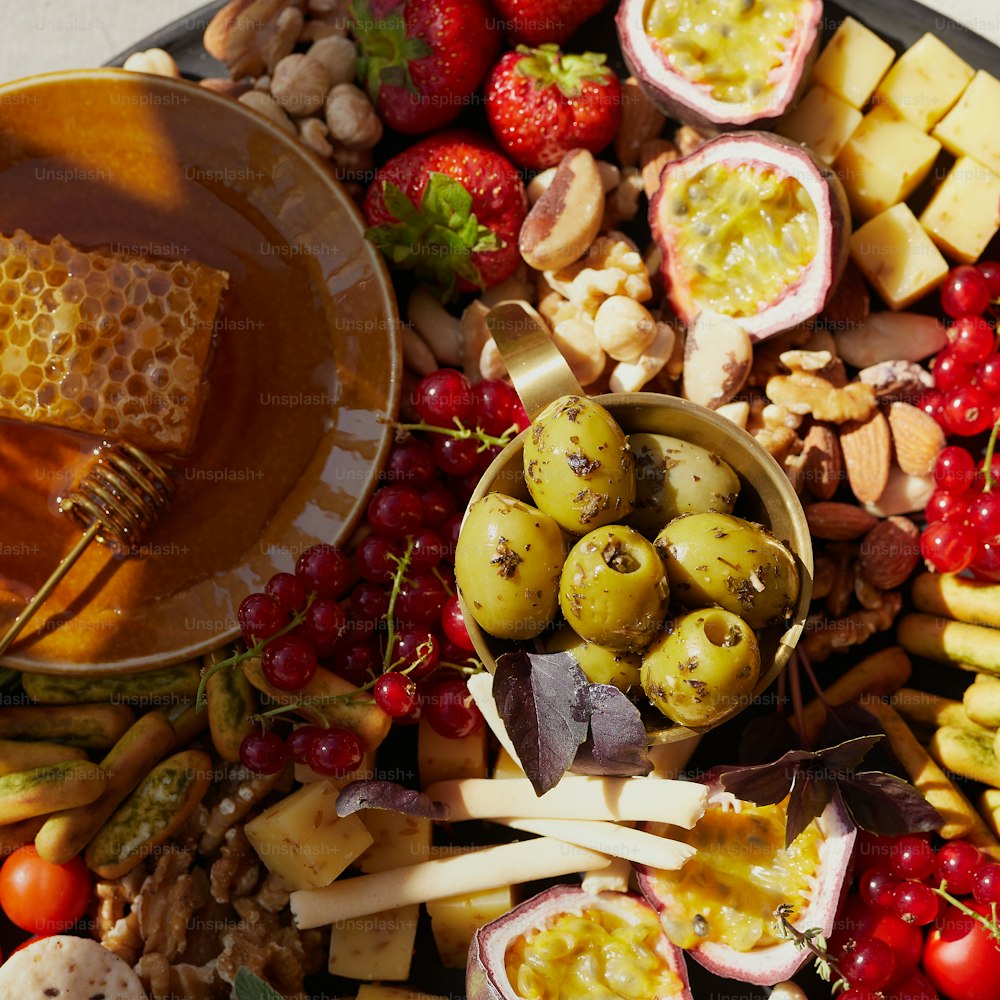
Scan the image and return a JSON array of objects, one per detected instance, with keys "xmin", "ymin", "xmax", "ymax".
[
  {"xmin": 608, "ymin": 321, "xmax": 675, "ymax": 393},
  {"xmin": 326, "ymin": 83, "xmax": 383, "ymax": 149},
  {"xmin": 122, "ymin": 48, "xmax": 180, "ymax": 78},
  {"xmin": 408, "ymin": 286, "xmax": 463, "ymax": 368},
  {"xmin": 593, "ymin": 296, "xmax": 657, "ymax": 362},
  {"xmin": 402, "ymin": 325, "xmax": 438, "ymax": 377},
  {"xmin": 270, "ymin": 53, "xmax": 330, "ymax": 118},
  {"xmin": 307, "ymin": 36, "xmax": 358, "ymax": 86}
]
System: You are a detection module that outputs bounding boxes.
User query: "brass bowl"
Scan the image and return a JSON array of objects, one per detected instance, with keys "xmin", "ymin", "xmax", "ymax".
[{"xmin": 460, "ymin": 303, "xmax": 813, "ymax": 744}]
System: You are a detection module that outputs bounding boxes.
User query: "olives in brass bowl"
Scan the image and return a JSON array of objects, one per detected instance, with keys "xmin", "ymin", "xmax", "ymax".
[{"xmin": 457, "ymin": 391, "xmax": 813, "ymax": 742}]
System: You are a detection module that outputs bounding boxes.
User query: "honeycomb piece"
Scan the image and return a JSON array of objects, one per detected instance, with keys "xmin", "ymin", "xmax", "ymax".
[{"xmin": 0, "ymin": 230, "xmax": 229, "ymax": 453}]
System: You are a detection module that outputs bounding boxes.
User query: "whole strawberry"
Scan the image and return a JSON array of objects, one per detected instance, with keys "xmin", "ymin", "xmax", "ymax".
[
  {"xmin": 350, "ymin": 0, "xmax": 501, "ymax": 135},
  {"xmin": 485, "ymin": 45, "xmax": 623, "ymax": 170},
  {"xmin": 488, "ymin": 0, "xmax": 611, "ymax": 45},
  {"xmin": 363, "ymin": 131, "xmax": 528, "ymax": 298}
]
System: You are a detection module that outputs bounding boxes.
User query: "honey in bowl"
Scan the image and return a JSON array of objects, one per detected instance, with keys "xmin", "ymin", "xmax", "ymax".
[{"xmin": 0, "ymin": 70, "xmax": 401, "ymax": 674}]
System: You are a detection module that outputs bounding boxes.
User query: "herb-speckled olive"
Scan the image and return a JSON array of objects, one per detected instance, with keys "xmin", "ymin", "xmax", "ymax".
[
  {"xmin": 455, "ymin": 493, "xmax": 566, "ymax": 641},
  {"xmin": 627, "ymin": 432, "xmax": 740, "ymax": 537},
  {"xmin": 655, "ymin": 512, "xmax": 799, "ymax": 630},
  {"xmin": 545, "ymin": 626, "xmax": 642, "ymax": 691},
  {"xmin": 559, "ymin": 524, "xmax": 668, "ymax": 652},
  {"xmin": 523, "ymin": 395, "xmax": 636, "ymax": 533},
  {"xmin": 641, "ymin": 608, "xmax": 761, "ymax": 727}
]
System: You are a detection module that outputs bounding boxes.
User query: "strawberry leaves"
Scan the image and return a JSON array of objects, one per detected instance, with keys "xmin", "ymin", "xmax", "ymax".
[
  {"xmin": 720, "ymin": 735, "xmax": 942, "ymax": 848},
  {"xmin": 350, "ymin": 0, "xmax": 432, "ymax": 102},
  {"xmin": 492, "ymin": 649, "xmax": 652, "ymax": 795}
]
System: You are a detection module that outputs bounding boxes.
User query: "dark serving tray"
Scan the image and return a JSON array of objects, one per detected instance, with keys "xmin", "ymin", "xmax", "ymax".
[{"xmin": 106, "ymin": 3, "xmax": 1000, "ymax": 1000}]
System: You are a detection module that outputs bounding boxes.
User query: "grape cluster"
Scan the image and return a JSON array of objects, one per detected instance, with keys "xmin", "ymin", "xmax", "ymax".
[{"xmin": 235, "ymin": 371, "xmax": 529, "ymax": 776}]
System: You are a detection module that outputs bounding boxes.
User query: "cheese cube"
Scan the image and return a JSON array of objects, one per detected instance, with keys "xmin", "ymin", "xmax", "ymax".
[
  {"xmin": 850, "ymin": 203, "xmax": 950, "ymax": 310},
  {"xmin": 920, "ymin": 156, "xmax": 1000, "ymax": 263},
  {"xmin": 426, "ymin": 886, "xmax": 515, "ymax": 968},
  {"xmin": 811, "ymin": 16, "xmax": 896, "ymax": 108},
  {"xmin": 933, "ymin": 71, "xmax": 1000, "ymax": 176},
  {"xmin": 356, "ymin": 986, "xmax": 447, "ymax": 1000},
  {"xmin": 418, "ymin": 716, "xmax": 488, "ymax": 787},
  {"xmin": 244, "ymin": 780, "xmax": 373, "ymax": 890},
  {"xmin": 835, "ymin": 106, "xmax": 940, "ymax": 219},
  {"xmin": 328, "ymin": 903, "xmax": 419, "ymax": 980},
  {"xmin": 492, "ymin": 746, "xmax": 524, "ymax": 779},
  {"xmin": 359, "ymin": 811, "xmax": 432, "ymax": 873},
  {"xmin": 775, "ymin": 86, "xmax": 862, "ymax": 165},
  {"xmin": 874, "ymin": 34, "xmax": 974, "ymax": 131}
]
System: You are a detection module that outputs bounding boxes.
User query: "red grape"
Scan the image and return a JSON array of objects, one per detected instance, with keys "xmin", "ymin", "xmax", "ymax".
[
  {"xmin": 238, "ymin": 593, "xmax": 285, "ymax": 644},
  {"xmin": 308, "ymin": 727, "xmax": 364, "ymax": 777},
  {"xmin": 265, "ymin": 572, "xmax": 308, "ymax": 614},
  {"xmin": 261, "ymin": 634, "xmax": 318, "ymax": 691},
  {"xmin": 240, "ymin": 730, "xmax": 287, "ymax": 774},
  {"xmin": 287, "ymin": 724, "xmax": 325, "ymax": 764},
  {"xmin": 295, "ymin": 544, "xmax": 353, "ymax": 598}
]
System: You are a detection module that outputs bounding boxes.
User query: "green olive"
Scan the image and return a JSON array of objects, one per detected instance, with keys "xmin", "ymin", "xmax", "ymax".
[
  {"xmin": 523, "ymin": 395, "xmax": 636, "ymax": 534},
  {"xmin": 455, "ymin": 493, "xmax": 566, "ymax": 641},
  {"xmin": 641, "ymin": 608, "xmax": 761, "ymax": 727},
  {"xmin": 545, "ymin": 626, "xmax": 642, "ymax": 691},
  {"xmin": 655, "ymin": 512, "xmax": 799, "ymax": 630},
  {"xmin": 627, "ymin": 432, "xmax": 740, "ymax": 537},
  {"xmin": 559, "ymin": 524, "xmax": 668, "ymax": 652}
]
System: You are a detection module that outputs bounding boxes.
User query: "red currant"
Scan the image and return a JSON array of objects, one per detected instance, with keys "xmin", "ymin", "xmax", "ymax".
[
  {"xmin": 842, "ymin": 935, "xmax": 897, "ymax": 991},
  {"xmin": 373, "ymin": 672, "xmax": 419, "ymax": 717},
  {"xmin": 335, "ymin": 639, "xmax": 381, "ymax": 687},
  {"xmin": 933, "ymin": 446, "xmax": 977, "ymax": 493},
  {"xmin": 859, "ymin": 866, "xmax": 900, "ymax": 909},
  {"xmin": 300, "ymin": 597, "xmax": 348, "ymax": 656},
  {"xmin": 890, "ymin": 834, "xmax": 936, "ymax": 880},
  {"xmin": 977, "ymin": 353, "xmax": 1000, "ymax": 396},
  {"xmin": 979, "ymin": 260, "xmax": 1000, "ymax": 298},
  {"xmin": 441, "ymin": 595, "xmax": 475, "ymax": 652},
  {"xmin": 238, "ymin": 593, "xmax": 285, "ymax": 644},
  {"xmin": 942, "ymin": 385, "xmax": 997, "ymax": 436},
  {"xmin": 971, "ymin": 536, "xmax": 1000, "ymax": 582},
  {"xmin": 350, "ymin": 581, "xmax": 390, "ymax": 623},
  {"xmin": 355, "ymin": 535, "xmax": 403, "ymax": 584},
  {"xmin": 389, "ymin": 627, "xmax": 440, "ymax": 678},
  {"xmin": 395, "ymin": 571, "xmax": 449, "ymax": 626},
  {"xmin": 410, "ymin": 529, "xmax": 446, "ymax": 569},
  {"xmin": 941, "ymin": 264, "xmax": 992, "ymax": 318},
  {"xmin": 440, "ymin": 513, "xmax": 463, "ymax": 563},
  {"xmin": 935, "ymin": 840, "xmax": 984, "ymax": 895},
  {"xmin": 925, "ymin": 490, "xmax": 969, "ymax": 524},
  {"xmin": 917, "ymin": 388, "xmax": 946, "ymax": 423},
  {"xmin": 433, "ymin": 435, "xmax": 480, "ymax": 477},
  {"xmin": 423, "ymin": 678, "xmax": 484, "ymax": 739},
  {"xmin": 948, "ymin": 315, "xmax": 997, "ymax": 362},
  {"xmin": 383, "ymin": 439, "xmax": 437, "ymax": 488},
  {"xmin": 894, "ymin": 969, "xmax": 941, "ymax": 1000},
  {"xmin": 261, "ymin": 634, "xmax": 318, "ymax": 691},
  {"xmin": 475, "ymin": 379, "xmax": 522, "ymax": 436},
  {"xmin": 973, "ymin": 862, "xmax": 1000, "ymax": 904},
  {"xmin": 264, "ymin": 572, "xmax": 308, "ymax": 614},
  {"xmin": 240, "ymin": 730, "xmax": 287, "ymax": 774},
  {"xmin": 308, "ymin": 727, "xmax": 364, "ymax": 777},
  {"xmin": 367, "ymin": 485, "xmax": 424, "ymax": 540},
  {"xmin": 414, "ymin": 369, "xmax": 477, "ymax": 428},
  {"xmin": 891, "ymin": 880, "xmax": 938, "ymax": 925},
  {"xmin": 933, "ymin": 350, "xmax": 977, "ymax": 392},
  {"xmin": 287, "ymin": 724, "xmax": 325, "ymax": 764},
  {"xmin": 420, "ymin": 482, "xmax": 457, "ymax": 527},
  {"xmin": 969, "ymin": 492, "xmax": 1000, "ymax": 537},
  {"xmin": 295, "ymin": 544, "xmax": 352, "ymax": 598},
  {"xmin": 921, "ymin": 520, "xmax": 976, "ymax": 574}
]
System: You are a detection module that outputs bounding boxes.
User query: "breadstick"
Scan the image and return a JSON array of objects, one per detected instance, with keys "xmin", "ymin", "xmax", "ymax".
[
  {"xmin": 898, "ymin": 615, "xmax": 1000, "ymax": 674},
  {"xmin": 929, "ymin": 725, "xmax": 1000, "ymax": 787},
  {"xmin": 891, "ymin": 688, "xmax": 990, "ymax": 735},
  {"xmin": 797, "ymin": 647, "xmax": 912, "ymax": 744},
  {"xmin": 290, "ymin": 838, "xmax": 611, "ymax": 928},
  {"xmin": 913, "ymin": 573, "xmax": 1000, "ymax": 629},
  {"xmin": 860, "ymin": 697, "xmax": 977, "ymax": 840},
  {"xmin": 964, "ymin": 676, "xmax": 1000, "ymax": 728},
  {"xmin": 978, "ymin": 789, "xmax": 1000, "ymax": 856}
]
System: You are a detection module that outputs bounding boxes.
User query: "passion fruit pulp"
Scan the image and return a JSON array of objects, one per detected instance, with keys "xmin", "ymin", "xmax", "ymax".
[
  {"xmin": 616, "ymin": 0, "xmax": 822, "ymax": 129},
  {"xmin": 636, "ymin": 775, "xmax": 856, "ymax": 986},
  {"xmin": 650, "ymin": 131, "xmax": 850, "ymax": 340},
  {"xmin": 468, "ymin": 885, "xmax": 693, "ymax": 1000}
]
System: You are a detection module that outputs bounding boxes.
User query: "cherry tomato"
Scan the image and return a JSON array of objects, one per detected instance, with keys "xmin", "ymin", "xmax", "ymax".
[
  {"xmin": 0, "ymin": 846, "xmax": 91, "ymax": 934},
  {"xmin": 923, "ymin": 903, "xmax": 1000, "ymax": 1000}
]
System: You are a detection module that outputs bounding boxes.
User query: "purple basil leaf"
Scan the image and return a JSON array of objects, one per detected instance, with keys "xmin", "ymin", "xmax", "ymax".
[
  {"xmin": 815, "ymin": 734, "xmax": 884, "ymax": 775},
  {"xmin": 719, "ymin": 748, "xmax": 816, "ymax": 806},
  {"xmin": 335, "ymin": 780, "xmax": 449, "ymax": 821},
  {"xmin": 493, "ymin": 650, "xmax": 591, "ymax": 795},
  {"xmin": 738, "ymin": 713, "xmax": 801, "ymax": 765},
  {"xmin": 785, "ymin": 771, "xmax": 835, "ymax": 848},
  {"xmin": 820, "ymin": 702, "xmax": 905, "ymax": 777},
  {"xmin": 838, "ymin": 771, "xmax": 943, "ymax": 837},
  {"xmin": 571, "ymin": 684, "xmax": 652, "ymax": 777}
]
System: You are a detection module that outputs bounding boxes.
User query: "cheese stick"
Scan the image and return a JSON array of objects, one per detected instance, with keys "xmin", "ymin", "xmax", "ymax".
[
  {"xmin": 290, "ymin": 837, "xmax": 611, "ymax": 928},
  {"xmin": 964, "ymin": 676, "xmax": 1000, "ymax": 728},
  {"xmin": 898, "ymin": 615, "xmax": 1000, "ymax": 674},
  {"xmin": 494, "ymin": 817, "xmax": 695, "ymax": 869},
  {"xmin": 425, "ymin": 776, "xmax": 708, "ymax": 827},
  {"xmin": 913, "ymin": 573, "xmax": 1000, "ymax": 629},
  {"xmin": 891, "ymin": 688, "xmax": 990, "ymax": 734}
]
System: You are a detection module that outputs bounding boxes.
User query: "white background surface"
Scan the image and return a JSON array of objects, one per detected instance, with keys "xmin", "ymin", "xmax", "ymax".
[{"xmin": 0, "ymin": 0, "xmax": 998, "ymax": 83}]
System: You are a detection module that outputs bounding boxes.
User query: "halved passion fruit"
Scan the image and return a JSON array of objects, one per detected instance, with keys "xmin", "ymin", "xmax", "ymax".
[
  {"xmin": 468, "ymin": 885, "xmax": 693, "ymax": 1000},
  {"xmin": 636, "ymin": 775, "xmax": 856, "ymax": 986},
  {"xmin": 616, "ymin": 0, "xmax": 822, "ymax": 129},
  {"xmin": 650, "ymin": 131, "xmax": 850, "ymax": 341}
]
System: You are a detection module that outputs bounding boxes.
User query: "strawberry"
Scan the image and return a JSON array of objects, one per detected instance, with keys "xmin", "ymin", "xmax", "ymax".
[
  {"xmin": 363, "ymin": 131, "xmax": 528, "ymax": 298},
  {"xmin": 485, "ymin": 45, "xmax": 623, "ymax": 170},
  {"xmin": 350, "ymin": 0, "xmax": 501, "ymax": 135},
  {"xmin": 487, "ymin": 0, "xmax": 612, "ymax": 45}
]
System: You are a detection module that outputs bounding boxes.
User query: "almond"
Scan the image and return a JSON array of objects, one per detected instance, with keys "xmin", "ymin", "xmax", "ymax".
[
  {"xmin": 840, "ymin": 410, "xmax": 892, "ymax": 504},
  {"xmin": 801, "ymin": 423, "xmax": 843, "ymax": 501},
  {"xmin": 860, "ymin": 516, "xmax": 921, "ymax": 590},
  {"xmin": 615, "ymin": 78, "xmax": 668, "ymax": 168},
  {"xmin": 888, "ymin": 401, "xmax": 946, "ymax": 476},
  {"xmin": 804, "ymin": 502, "xmax": 879, "ymax": 541}
]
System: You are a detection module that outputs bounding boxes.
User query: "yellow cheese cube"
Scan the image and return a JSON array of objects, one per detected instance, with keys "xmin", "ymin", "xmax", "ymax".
[
  {"xmin": 835, "ymin": 106, "xmax": 940, "ymax": 219},
  {"xmin": 920, "ymin": 156, "xmax": 1000, "ymax": 264},
  {"xmin": 359, "ymin": 811, "xmax": 432, "ymax": 873},
  {"xmin": 874, "ymin": 33, "xmax": 974, "ymax": 131},
  {"xmin": 492, "ymin": 746, "xmax": 524, "ymax": 779},
  {"xmin": 933, "ymin": 71, "xmax": 1000, "ymax": 177},
  {"xmin": 244, "ymin": 780, "xmax": 373, "ymax": 890},
  {"xmin": 850, "ymin": 203, "xmax": 950, "ymax": 310},
  {"xmin": 356, "ymin": 986, "xmax": 446, "ymax": 1000},
  {"xmin": 426, "ymin": 886, "xmax": 515, "ymax": 968},
  {"xmin": 811, "ymin": 16, "xmax": 896, "ymax": 108},
  {"xmin": 775, "ymin": 86, "xmax": 862, "ymax": 165},
  {"xmin": 328, "ymin": 903, "xmax": 419, "ymax": 981},
  {"xmin": 418, "ymin": 716, "xmax": 488, "ymax": 787}
]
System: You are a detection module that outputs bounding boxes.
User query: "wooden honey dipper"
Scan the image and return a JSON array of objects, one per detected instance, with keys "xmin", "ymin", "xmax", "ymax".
[{"xmin": 0, "ymin": 442, "xmax": 175, "ymax": 658}]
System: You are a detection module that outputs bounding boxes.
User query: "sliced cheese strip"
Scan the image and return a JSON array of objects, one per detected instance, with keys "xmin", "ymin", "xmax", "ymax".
[
  {"xmin": 466, "ymin": 673, "xmax": 523, "ymax": 769},
  {"xmin": 495, "ymin": 817, "xmax": 695, "ymax": 869},
  {"xmin": 425, "ymin": 776, "xmax": 707, "ymax": 827},
  {"xmin": 290, "ymin": 837, "xmax": 610, "ymax": 929},
  {"xmin": 582, "ymin": 856, "xmax": 632, "ymax": 895}
]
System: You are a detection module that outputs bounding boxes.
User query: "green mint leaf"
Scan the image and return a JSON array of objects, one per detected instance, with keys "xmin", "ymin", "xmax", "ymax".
[{"xmin": 234, "ymin": 967, "xmax": 282, "ymax": 1000}]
